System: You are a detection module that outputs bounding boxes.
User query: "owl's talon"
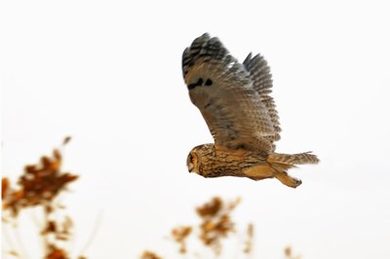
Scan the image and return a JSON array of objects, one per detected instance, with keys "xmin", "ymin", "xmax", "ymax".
[{"xmin": 274, "ymin": 171, "xmax": 302, "ymax": 188}]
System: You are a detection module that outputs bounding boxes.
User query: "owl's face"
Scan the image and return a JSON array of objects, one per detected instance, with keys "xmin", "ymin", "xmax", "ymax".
[
  {"xmin": 187, "ymin": 144, "xmax": 215, "ymax": 177},
  {"xmin": 187, "ymin": 149, "xmax": 202, "ymax": 175}
]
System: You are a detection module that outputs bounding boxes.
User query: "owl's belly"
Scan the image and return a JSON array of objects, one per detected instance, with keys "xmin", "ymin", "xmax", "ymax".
[{"xmin": 203, "ymin": 154, "xmax": 265, "ymax": 178}]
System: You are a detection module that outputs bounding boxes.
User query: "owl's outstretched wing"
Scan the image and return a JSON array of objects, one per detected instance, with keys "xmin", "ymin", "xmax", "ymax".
[
  {"xmin": 243, "ymin": 53, "xmax": 281, "ymax": 143},
  {"xmin": 182, "ymin": 33, "xmax": 279, "ymax": 153}
]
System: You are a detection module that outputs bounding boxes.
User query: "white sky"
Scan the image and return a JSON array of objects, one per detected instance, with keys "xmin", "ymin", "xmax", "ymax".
[{"xmin": 1, "ymin": 0, "xmax": 390, "ymax": 258}]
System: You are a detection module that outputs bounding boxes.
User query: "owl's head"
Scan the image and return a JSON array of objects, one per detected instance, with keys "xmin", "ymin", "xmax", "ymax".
[
  {"xmin": 187, "ymin": 149, "xmax": 200, "ymax": 174},
  {"xmin": 186, "ymin": 144, "xmax": 215, "ymax": 176}
]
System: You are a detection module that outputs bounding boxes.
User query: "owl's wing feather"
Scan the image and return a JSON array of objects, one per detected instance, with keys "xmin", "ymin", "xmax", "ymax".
[
  {"xmin": 243, "ymin": 53, "xmax": 281, "ymax": 141},
  {"xmin": 182, "ymin": 34, "xmax": 278, "ymax": 153}
]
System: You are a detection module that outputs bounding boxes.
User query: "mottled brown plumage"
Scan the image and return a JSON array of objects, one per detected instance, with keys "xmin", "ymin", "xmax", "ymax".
[{"xmin": 183, "ymin": 33, "xmax": 319, "ymax": 188}]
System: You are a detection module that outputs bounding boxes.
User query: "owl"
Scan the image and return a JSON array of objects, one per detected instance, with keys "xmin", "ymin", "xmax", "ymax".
[{"xmin": 182, "ymin": 33, "xmax": 319, "ymax": 188}]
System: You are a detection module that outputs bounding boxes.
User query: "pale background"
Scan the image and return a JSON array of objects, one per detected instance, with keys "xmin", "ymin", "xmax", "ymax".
[{"xmin": 1, "ymin": 0, "xmax": 390, "ymax": 258}]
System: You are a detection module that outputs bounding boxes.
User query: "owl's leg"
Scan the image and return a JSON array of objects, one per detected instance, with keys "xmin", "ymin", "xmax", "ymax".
[{"xmin": 274, "ymin": 171, "xmax": 302, "ymax": 188}]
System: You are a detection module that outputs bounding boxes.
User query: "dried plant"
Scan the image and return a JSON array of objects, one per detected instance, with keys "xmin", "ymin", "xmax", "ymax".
[
  {"xmin": 171, "ymin": 226, "xmax": 192, "ymax": 254},
  {"xmin": 243, "ymin": 223, "xmax": 254, "ymax": 254},
  {"xmin": 143, "ymin": 196, "xmax": 300, "ymax": 258},
  {"xmin": 2, "ymin": 138, "xmax": 78, "ymax": 217},
  {"xmin": 196, "ymin": 196, "xmax": 241, "ymax": 255},
  {"xmin": 2, "ymin": 137, "xmax": 85, "ymax": 259},
  {"xmin": 284, "ymin": 245, "xmax": 302, "ymax": 259},
  {"xmin": 140, "ymin": 251, "xmax": 162, "ymax": 259},
  {"xmin": 159, "ymin": 196, "xmax": 243, "ymax": 257}
]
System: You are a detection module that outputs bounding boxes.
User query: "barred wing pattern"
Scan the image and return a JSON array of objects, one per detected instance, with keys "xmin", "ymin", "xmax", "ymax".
[{"xmin": 243, "ymin": 53, "xmax": 281, "ymax": 148}]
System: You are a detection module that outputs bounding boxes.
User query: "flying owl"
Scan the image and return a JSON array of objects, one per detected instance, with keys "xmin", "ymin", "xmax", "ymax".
[{"xmin": 182, "ymin": 33, "xmax": 319, "ymax": 188}]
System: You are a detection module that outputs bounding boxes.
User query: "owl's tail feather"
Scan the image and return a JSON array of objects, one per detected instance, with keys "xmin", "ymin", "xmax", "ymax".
[
  {"xmin": 267, "ymin": 152, "xmax": 319, "ymax": 188},
  {"xmin": 268, "ymin": 152, "xmax": 320, "ymax": 167}
]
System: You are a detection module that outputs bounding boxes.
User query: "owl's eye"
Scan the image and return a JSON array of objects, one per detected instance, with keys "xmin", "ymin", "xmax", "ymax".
[
  {"xmin": 205, "ymin": 78, "xmax": 213, "ymax": 86},
  {"xmin": 187, "ymin": 78, "xmax": 203, "ymax": 90}
]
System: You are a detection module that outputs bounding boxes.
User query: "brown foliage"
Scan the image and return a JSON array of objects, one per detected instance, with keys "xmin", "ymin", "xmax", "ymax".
[
  {"xmin": 196, "ymin": 196, "xmax": 222, "ymax": 217},
  {"xmin": 140, "ymin": 251, "xmax": 162, "ymax": 259},
  {"xmin": 2, "ymin": 138, "xmax": 77, "ymax": 217},
  {"xmin": 171, "ymin": 226, "xmax": 192, "ymax": 253},
  {"xmin": 284, "ymin": 246, "xmax": 302, "ymax": 259},
  {"xmin": 243, "ymin": 223, "xmax": 254, "ymax": 254},
  {"xmin": 166, "ymin": 196, "xmax": 241, "ymax": 256},
  {"xmin": 2, "ymin": 137, "xmax": 83, "ymax": 259},
  {"xmin": 46, "ymin": 245, "xmax": 68, "ymax": 259},
  {"xmin": 2, "ymin": 177, "xmax": 10, "ymax": 199},
  {"xmin": 196, "ymin": 196, "xmax": 240, "ymax": 254}
]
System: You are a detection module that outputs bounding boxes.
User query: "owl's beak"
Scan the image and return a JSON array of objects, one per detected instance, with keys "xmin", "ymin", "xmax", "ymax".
[{"xmin": 188, "ymin": 162, "xmax": 194, "ymax": 173}]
